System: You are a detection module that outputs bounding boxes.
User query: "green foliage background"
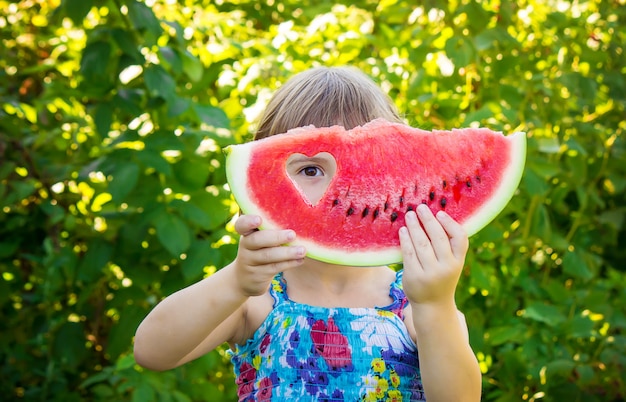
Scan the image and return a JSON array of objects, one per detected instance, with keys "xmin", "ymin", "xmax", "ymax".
[{"xmin": 1, "ymin": 0, "xmax": 625, "ymax": 400}]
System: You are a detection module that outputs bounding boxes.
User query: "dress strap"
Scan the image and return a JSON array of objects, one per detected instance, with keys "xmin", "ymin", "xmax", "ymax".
[
  {"xmin": 388, "ymin": 270, "xmax": 408, "ymax": 319},
  {"xmin": 268, "ymin": 272, "xmax": 288, "ymax": 307}
]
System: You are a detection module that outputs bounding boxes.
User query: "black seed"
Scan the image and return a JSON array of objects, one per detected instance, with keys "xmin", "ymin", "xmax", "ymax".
[
  {"xmin": 476, "ymin": 175, "xmax": 481, "ymax": 183},
  {"xmin": 421, "ymin": 200, "xmax": 427, "ymax": 204},
  {"xmin": 347, "ymin": 207, "xmax": 355, "ymax": 216},
  {"xmin": 466, "ymin": 180, "xmax": 472, "ymax": 188},
  {"xmin": 362, "ymin": 207, "xmax": 370, "ymax": 218},
  {"xmin": 407, "ymin": 205, "xmax": 414, "ymax": 212},
  {"xmin": 399, "ymin": 196, "xmax": 404, "ymax": 206},
  {"xmin": 332, "ymin": 199, "xmax": 339, "ymax": 207},
  {"xmin": 440, "ymin": 197, "xmax": 447, "ymax": 209},
  {"xmin": 373, "ymin": 208, "xmax": 380, "ymax": 219},
  {"xmin": 384, "ymin": 202, "xmax": 389, "ymax": 211},
  {"xmin": 429, "ymin": 191, "xmax": 435, "ymax": 201},
  {"xmin": 442, "ymin": 180, "xmax": 447, "ymax": 189},
  {"xmin": 390, "ymin": 212, "xmax": 398, "ymax": 222}
]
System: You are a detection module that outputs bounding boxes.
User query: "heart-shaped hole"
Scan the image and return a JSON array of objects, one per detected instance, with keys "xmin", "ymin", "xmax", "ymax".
[{"xmin": 285, "ymin": 152, "xmax": 337, "ymax": 206}]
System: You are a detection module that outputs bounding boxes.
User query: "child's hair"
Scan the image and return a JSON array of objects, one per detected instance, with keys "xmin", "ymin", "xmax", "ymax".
[{"xmin": 254, "ymin": 66, "xmax": 403, "ymax": 140}]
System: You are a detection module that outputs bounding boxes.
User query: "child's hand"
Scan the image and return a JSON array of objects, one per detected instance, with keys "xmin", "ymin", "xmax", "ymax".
[
  {"xmin": 232, "ymin": 214, "xmax": 306, "ymax": 297},
  {"xmin": 399, "ymin": 204, "xmax": 469, "ymax": 307}
]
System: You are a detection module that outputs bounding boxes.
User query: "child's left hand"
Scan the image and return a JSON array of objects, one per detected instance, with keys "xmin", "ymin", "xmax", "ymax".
[{"xmin": 399, "ymin": 204, "xmax": 469, "ymax": 307}]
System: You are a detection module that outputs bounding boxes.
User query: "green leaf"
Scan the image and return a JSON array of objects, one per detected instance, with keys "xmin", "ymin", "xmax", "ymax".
[
  {"xmin": 564, "ymin": 316, "xmax": 594, "ymax": 338},
  {"xmin": 93, "ymin": 102, "xmax": 113, "ymax": 136},
  {"xmin": 545, "ymin": 359, "xmax": 575, "ymax": 378},
  {"xmin": 63, "ymin": 0, "xmax": 93, "ymax": 26},
  {"xmin": 135, "ymin": 150, "xmax": 173, "ymax": 176},
  {"xmin": 153, "ymin": 212, "xmax": 191, "ymax": 257},
  {"xmin": 168, "ymin": 96, "xmax": 192, "ymax": 118},
  {"xmin": 180, "ymin": 49, "xmax": 204, "ymax": 82},
  {"xmin": 77, "ymin": 238, "xmax": 113, "ymax": 282},
  {"xmin": 132, "ymin": 382, "xmax": 156, "ymax": 402},
  {"xmin": 159, "ymin": 46, "xmax": 183, "ymax": 75},
  {"xmin": 107, "ymin": 305, "xmax": 146, "ymax": 360},
  {"xmin": 189, "ymin": 189, "xmax": 233, "ymax": 230},
  {"xmin": 108, "ymin": 161, "xmax": 140, "ymax": 203},
  {"xmin": 172, "ymin": 158, "xmax": 211, "ymax": 191},
  {"xmin": 575, "ymin": 364, "xmax": 595, "ymax": 384},
  {"xmin": 487, "ymin": 325, "xmax": 526, "ymax": 346},
  {"xmin": 445, "ymin": 36, "xmax": 475, "ymax": 68},
  {"xmin": 193, "ymin": 104, "xmax": 230, "ymax": 128},
  {"xmin": 144, "ymin": 65, "xmax": 176, "ymax": 102},
  {"xmin": 463, "ymin": 105, "xmax": 494, "ymax": 125},
  {"xmin": 81, "ymin": 40, "xmax": 112, "ymax": 82},
  {"xmin": 531, "ymin": 203, "xmax": 551, "ymax": 240},
  {"xmin": 562, "ymin": 249, "xmax": 593, "ymax": 280},
  {"xmin": 529, "ymin": 160, "xmax": 561, "ymax": 179},
  {"xmin": 523, "ymin": 302, "xmax": 566, "ymax": 326},
  {"xmin": 53, "ymin": 322, "xmax": 88, "ymax": 369},
  {"xmin": 474, "ymin": 28, "xmax": 500, "ymax": 51},
  {"xmin": 127, "ymin": 1, "xmax": 163, "ymax": 38},
  {"xmin": 111, "ymin": 28, "xmax": 143, "ymax": 62},
  {"xmin": 170, "ymin": 199, "xmax": 212, "ymax": 230},
  {"xmin": 181, "ymin": 239, "xmax": 217, "ymax": 281}
]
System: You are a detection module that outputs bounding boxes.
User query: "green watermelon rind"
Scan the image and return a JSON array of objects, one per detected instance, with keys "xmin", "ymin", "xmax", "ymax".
[
  {"xmin": 225, "ymin": 124, "xmax": 526, "ymax": 267},
  {"xmin": 457, "ymin": 130, "xmax": 526, "ymax": 237}
]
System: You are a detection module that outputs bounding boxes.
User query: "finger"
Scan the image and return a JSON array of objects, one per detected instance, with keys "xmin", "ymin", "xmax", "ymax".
[
  {"xmin": 399, "ymin": 226, "xmax": 422, "ymax": 271},
  {"xmin": 436, "ymin": 211, "xmax": 469, "ymax": 259},
  {"xmin": 234, "ymin": 214, "xmax": 262, "ymax": 236},
  {"xmin": 249, "ymin": 244, "xmax": 307, "ymax": 266},
  {"xmin": 416, "ymin": 204, "xmax": 453, "ymax": 260},
  {"xmin": 261, "ymin": 256, "xmax": 305, "ymax": 274},
  {"xmin": 404, "ymin": 210, "xmax": 437, "ymax": 267},
  {"xmin": 241, "ymin": 228, "xmax": 296, "ymax": 250}
]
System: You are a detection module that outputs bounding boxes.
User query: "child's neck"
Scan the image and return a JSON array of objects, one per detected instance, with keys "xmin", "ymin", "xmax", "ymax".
[{"xmin": 281, "ymin": 259, "xmax": 396, "ymax": 308}]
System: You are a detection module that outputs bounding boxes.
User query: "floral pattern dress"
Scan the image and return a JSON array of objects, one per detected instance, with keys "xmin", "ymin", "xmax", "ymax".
[{"xmin": 229, "ymin": 271, "xmax": 425, "ymax": 401}]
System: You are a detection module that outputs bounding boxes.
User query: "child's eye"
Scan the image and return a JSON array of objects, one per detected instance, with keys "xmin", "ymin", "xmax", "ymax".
[{"xmin": 299, "ymin": 166, "xmax": 324, "ymax": 177}]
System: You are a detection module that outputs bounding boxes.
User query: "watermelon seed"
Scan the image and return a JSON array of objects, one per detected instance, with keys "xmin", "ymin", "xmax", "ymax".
[
  {"xmin": 347, "ymin": 206, "xmax": 355, "ymax": 216},
  {"xmin": 421, "ymin": 200, "xmax": 427, "ymax": 204},
  {"xmin": 332, "ymin": 199, "xmax": 339, "ymax": 207},
  {"xmin": 384, "ymin": 201, "xmax": 389, "ymax": 212},
  {"xmin": 362, "ymin": 207, "xmax": 370, "ymax": 218},
  {"xmin": 390, "ymin": 212, "xmax": 398, "ymax": 223},
  {"xmin": 466, "ymin": 179, "xmax": 472, "ymax": 188},
  {"xmin": 476, "ymin": 175, "xmax": 481, "ymax": 183},
  {"xmin": 373, "ymin": 208, "xmax": 380, "ymax": 219},
  {"xmin": 440, "ymin": 197, "xmax": 447, "ymax": 209},
  {"xmin": 407, "ymin": 205, "xmax": 415, "ymax": 212},
  {"xmin": 429, "ymin": 191, "xmax": 435, "ymax": 201},
  {"xmin": 442, "ymin": 180, "xmax": 447, "ymax": 189}
]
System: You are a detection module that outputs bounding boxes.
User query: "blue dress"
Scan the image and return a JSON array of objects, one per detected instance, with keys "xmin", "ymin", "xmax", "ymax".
[{"xmin": 229, "ymin": 270, "xmax": 425, "ymax": 401}]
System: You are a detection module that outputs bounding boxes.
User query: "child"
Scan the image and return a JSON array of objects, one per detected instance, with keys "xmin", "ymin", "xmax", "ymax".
[{"xmin": 134, "ymin": 67, "xmax": 482, "ymax": 401}]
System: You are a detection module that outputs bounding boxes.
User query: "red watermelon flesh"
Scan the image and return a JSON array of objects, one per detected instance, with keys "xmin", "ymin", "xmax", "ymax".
[{"xmin": 225, "ymin": 118, "xmax": 526, "ymax": 266}]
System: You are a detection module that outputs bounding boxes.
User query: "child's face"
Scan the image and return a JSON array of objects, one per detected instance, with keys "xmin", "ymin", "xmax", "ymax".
[{"xmin": 286, "ymin": 152, "xmax": 336, "ymax": 206}]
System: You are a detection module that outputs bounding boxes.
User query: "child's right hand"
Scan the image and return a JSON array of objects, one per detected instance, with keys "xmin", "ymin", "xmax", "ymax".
[{"xmin": 232, "ymin": 214, "xmax": 306, "ymax": 297}]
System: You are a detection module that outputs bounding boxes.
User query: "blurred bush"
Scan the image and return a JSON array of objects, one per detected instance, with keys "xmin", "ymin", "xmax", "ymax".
[{"xmin": 1, "ymin": 0, "xmax": 624, "ymax": 400}]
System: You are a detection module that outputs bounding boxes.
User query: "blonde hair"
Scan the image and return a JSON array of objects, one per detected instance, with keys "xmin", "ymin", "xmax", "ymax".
[{"xmin": 254, "ymin": 66, "xmax": 403, "ymax": 140}]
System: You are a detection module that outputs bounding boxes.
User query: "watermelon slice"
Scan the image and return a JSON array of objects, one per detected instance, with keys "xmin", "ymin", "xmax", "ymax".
[{"xmin": 225, "ymin": 118, "xmax": 526, "ymax": 266}]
